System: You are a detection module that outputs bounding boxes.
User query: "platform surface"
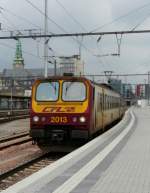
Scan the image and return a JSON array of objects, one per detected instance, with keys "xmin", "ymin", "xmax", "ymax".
[
  {"xmin": 2, "ymin": 106, "xmax": 150, "ymax": 193},
  {"xmin": 88, "ymin": 107, "xmax": 150, "ymax": 193}
]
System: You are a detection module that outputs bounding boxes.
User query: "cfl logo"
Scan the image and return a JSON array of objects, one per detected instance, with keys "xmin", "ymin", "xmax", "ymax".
[{"xmin": 43, "ymin": 106, "xmax": 75, "ymax": 113}]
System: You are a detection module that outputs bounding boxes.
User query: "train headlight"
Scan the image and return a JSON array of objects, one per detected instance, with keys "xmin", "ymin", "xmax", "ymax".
[
  {"xmin": 72, "ymin": 117, "xmax": 77, "ymax": 122},
  {"xmin": 79, "ymin": 116, "xmax": 86, "ymax": 123},
  {"xmin": 33, "ymin": 116, "xmax": 39, "ymax": 122},
  {"xmin": 41, "ymin": 117, "xmax": 46, "ymax": 122}
]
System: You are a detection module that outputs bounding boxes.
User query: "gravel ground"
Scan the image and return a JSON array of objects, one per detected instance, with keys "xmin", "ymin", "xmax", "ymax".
[
  {"xmin": 0, "ymin": 141, "xmax": 43, "ymax": 175},
  {"xmin": 0, "ymin": 118, "xmax": 30, "ymax": 138}
]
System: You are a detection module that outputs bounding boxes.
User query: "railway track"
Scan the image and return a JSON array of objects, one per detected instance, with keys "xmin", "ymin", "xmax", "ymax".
[
  {"xmin": 0, "ymin": 132, "xmax": 74, "ymax": 191},
  {"xmin": 0, "ymin": 132, "xmax": 31, "ymax": 150},
  {"xmin": 0, "ymin": 109, "xmax": 29, "ymax": 123},
  {"xmin": 0, "ymin": 118, "xmax": 86, "ymax": 192},
  {"xmin": 0, "ymin": 152, "xmax": 66, "ymax": 191}
]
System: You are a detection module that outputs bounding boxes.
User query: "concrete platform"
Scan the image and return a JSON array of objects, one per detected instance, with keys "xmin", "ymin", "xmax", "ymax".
[{"xmin": 2, "ymin": 106, "xmax": 150, "ymax": 193}]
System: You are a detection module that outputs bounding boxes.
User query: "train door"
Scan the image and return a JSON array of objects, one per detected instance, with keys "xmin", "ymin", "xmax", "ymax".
[
  {"xmin": 102, "ymin": 89, "xmax": 105, "ymax": 129},
  {"xmin": 100, "ymin": 90, "xmax": 104, "ymax": 130},
  {"xmin": 95, "ymin": 87, "xmax": 104, "ymax": 131},
  {"xmin": 93, "ymin": 88, "xmax": 98, "ymax": 131},
  {"xmin": 93, "ymin": 87, "xmax": 99, "ymax": 132}
]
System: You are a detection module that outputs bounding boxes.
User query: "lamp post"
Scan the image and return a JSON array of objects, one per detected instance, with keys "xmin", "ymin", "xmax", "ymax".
[
  {"xmin": 48, "ymin": 58, "xmax": 57, "ymax": 76},
  {"xmin": 44, "ymin": 0, "xmax": 48, "ymax": 77}
]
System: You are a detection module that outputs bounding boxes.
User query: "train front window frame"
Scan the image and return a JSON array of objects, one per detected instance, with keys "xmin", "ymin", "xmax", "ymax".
[
  {"xmin": 35, "ymin": 81, "xmax": 59, "ymax": 102},
  {"xmin": 62, "ymin": 81, "xmax": 87, "ymax": 102}
]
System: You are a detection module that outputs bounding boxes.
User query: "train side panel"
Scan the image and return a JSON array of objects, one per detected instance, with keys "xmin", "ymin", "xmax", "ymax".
[
  {"xmin": 91, "ymin": 84, "xmax": 124, "ymax": 135},
  {"xmin": 93, "ymin": 85, "xmax": 104, "ymax": 133}
]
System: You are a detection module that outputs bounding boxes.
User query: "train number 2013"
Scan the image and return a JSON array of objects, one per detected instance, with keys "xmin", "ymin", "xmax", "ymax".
[{"xmin": 50, "ymin": 116, "xmax": 68, "ymax": 123}]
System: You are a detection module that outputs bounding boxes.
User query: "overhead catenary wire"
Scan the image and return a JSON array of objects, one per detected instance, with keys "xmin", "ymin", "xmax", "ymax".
[
  {"xmin": 55, "ymin": 0, "xmax": 105, "ymax": 58},
  {"xmin": 131, "ymin": 13, "xmax": 150, "ymax": 31},
  {"xmin": 1, "ymin": 27, "xmax": 150, "ymax": 68},
  {"xmin": 85, "ymin": 73, "xmax": 150, "ymax": 77},
  {"xmin": 2, "ymin": 29, "xmax": 150, "ymax": 40},
  {"xmin": 55, "ymin": 0, "xmax": 150, "ymax": 61},
  {"xmin": 0, "ymin": 5, "xmax": 53, "ymax": 61},
  {"xmin": 24, "ymin": 0, "xmax": 70, "ymax": 34},
  {"xmin": 24, "ymin": 0, "xmax": 98, "ymax": 56},
  {"xmin": 54, "ymin": 0, "xmax": 150, "ymax": 65},
  {"xmin": 1, "ymin": 0, "xmax": 150, "ymax": 64},
  {"xmin": 0, "ymin": 7, "xmax": 44, "ymax": 61},
  {"xmin": 0, "ymin": 6, "xmax": 43, "ymax": 31},
  {"xmin": 55, "ymin": 0, "xmax": 88, "ymax": 32},
  {"xmin": 115, "ymin": 34, "xmax": 123, "ymax": 56},
  {"xmin": 0, "ymin": 12, "xmax": 19, "ymax": 30},
  {"xmin": 90, "ymin": 2, "xmax": 150, "ymax": 32}
]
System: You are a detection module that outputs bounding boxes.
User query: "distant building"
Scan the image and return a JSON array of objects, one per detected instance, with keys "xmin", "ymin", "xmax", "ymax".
[
  {"xmin": 108, "ymin": 78, "xmax": 122, "ymax": 94},
  {"xmin": 13, "ymin": 39, "xmax": 25, "ymax": 69},
  {"xmin": 59, "ymin": 55, "xmax": 84, "ymax": 76},
  {"xmin": 2, "ymin": 39, "xmax": 46, "ymax": 79},
  {"xmin": 108, "ymin": 78, "xmax": 136, "ymax": 105},
  {"xmin": 122, "ymin": 84, "xmax": 133, "ymax": 98},
  {"xmin": 0, "ymin": 39, "xmax": 54, "ymax": 96},
  {"xmin": 135, "ymin": 84, "xmax": 150, "ymax": 99}
]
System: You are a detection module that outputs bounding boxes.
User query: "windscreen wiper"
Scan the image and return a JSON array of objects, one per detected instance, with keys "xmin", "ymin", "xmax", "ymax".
[{"xmin": 65, "ymin": 82, "xmax": 75, "ymax": 95}]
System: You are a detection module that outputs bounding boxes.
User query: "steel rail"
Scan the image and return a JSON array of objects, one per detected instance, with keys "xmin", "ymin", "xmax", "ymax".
[
  {"xmin": 0, "ymin": 134, "xmax": 31, "ymax": 150},
  {"xmin": 0, "ymin": 131, "xmax": 29, "ymax": 143}
]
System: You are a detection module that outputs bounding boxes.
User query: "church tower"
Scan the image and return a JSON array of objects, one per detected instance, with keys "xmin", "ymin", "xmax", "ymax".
[{"xmin": 13, "ymin": 39, "xmax": 24, "ymax": 69}]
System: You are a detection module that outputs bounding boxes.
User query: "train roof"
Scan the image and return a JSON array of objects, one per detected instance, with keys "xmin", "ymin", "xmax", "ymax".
[
  {"xmin": 94, "ymin": 83, "xmax": 115, "ymax": 90},
  {"xmin": 90, "ymin": 81, "xmax": 121, "ymax": 95}
]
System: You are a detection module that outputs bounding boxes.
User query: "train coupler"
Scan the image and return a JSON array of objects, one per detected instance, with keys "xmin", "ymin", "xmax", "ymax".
[{"xmin": 51, "ymin": 130, "xmax": 65, "ymax": 142}]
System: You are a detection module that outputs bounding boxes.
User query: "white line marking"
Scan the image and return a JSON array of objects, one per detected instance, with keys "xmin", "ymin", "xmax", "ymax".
[{"xmin": 52, "ymin": 111, "xmax": 135, "ymax": 193}]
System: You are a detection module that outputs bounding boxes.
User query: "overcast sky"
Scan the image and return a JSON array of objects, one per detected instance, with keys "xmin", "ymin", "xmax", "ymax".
[{"xmin": 0, "ymin": 0, "xmax": 150, "ymax": 83}]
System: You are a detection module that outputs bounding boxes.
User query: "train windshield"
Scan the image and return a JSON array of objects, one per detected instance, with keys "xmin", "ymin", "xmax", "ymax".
[
  {"xmin": 62, "ymin": 81, "xmax": 86, "ymax": 101},
  {"xmin": 36, "ymin": 82, "xmax": 59, "ymax": 101}
]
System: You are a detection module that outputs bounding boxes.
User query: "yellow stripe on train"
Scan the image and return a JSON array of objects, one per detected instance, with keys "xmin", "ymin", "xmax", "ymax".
[{"xmin": 32, "ymin": 101, "xmax": 89, "ymax": 114}]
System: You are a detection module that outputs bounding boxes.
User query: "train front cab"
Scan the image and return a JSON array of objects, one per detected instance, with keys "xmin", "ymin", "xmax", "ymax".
[{"xmin": 30, "ymin": 77, "xmax": 93, "ymax": 143}]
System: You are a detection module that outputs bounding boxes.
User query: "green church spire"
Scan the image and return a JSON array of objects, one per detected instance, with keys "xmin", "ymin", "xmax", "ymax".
[{"xmin": 13, "ymin": 39, "xmax": 24, "ymax": 69}]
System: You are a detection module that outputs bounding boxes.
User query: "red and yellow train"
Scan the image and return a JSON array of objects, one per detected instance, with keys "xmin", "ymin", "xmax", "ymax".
[{"xmin": 30, "ymin": 76, "xmax": 126, "ymax": 143}]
